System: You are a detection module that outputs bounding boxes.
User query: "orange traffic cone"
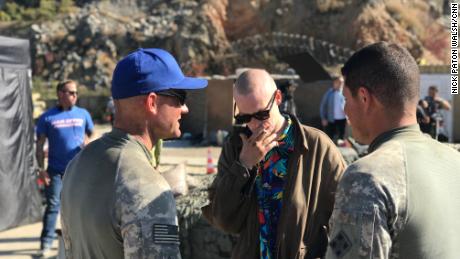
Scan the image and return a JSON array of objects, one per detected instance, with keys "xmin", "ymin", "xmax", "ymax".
[{"xmin": 207, "ymin": 147, "xmax": 216, "ymax": 174}]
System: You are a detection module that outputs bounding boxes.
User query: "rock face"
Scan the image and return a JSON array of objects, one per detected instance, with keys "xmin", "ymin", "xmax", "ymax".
[
  {"xmin": 29, "ymin": 1, "xmax": 230, "ymax": 88},
  {"xmin": 213, "ymin": 0, "xmax": 448, "ymax": 63},
  {"xmin": 16, "ymin": 0, "xmax": 449, "ymax": 88},
  {"xmin": 176, "ymin": 174, "xmax": 237, "ymax": 259}
]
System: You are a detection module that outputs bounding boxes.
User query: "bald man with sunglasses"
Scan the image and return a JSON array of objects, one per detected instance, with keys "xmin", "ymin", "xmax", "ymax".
[{"xmin": 202, "ymin": 69, "xmax": 346, "ymax": 259}]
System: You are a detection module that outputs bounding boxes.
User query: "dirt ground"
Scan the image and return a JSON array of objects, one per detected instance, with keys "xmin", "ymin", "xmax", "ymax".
[{"xmin": 0, "ymin": 124, "xmax": 222, "ymax": 259}]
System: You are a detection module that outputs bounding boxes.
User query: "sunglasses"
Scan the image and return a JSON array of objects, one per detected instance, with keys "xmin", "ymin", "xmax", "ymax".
[
  {"xmin": 155, "ymin": 89, "xmax": 187, "ymax": 106},
  {"xmin": 234, "ymin": 91, "xmax": 277, "ymax": 124},
  {"xmin": 60, "ymin": 90, "xmax": 78, "ymax": 96}
]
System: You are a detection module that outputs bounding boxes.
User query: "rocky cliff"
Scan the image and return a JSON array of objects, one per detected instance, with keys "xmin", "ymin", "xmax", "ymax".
[{"xmin": 0, "ymin": 0, "xmax": 449, "ymax": 89}]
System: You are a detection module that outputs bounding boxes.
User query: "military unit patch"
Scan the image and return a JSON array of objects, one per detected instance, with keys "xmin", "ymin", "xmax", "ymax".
[
  {"xmin": 330, "ymin": 230, "xmax": 352, "ymax": 258},
  {"xmin": 152, "ymin": 224, "xmax": 180, "ymax": 245}
]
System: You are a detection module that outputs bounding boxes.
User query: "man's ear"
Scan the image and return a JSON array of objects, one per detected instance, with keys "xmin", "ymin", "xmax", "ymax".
[
  {"xmin": 357, "ymin": 87, "xmax": 372, "ymax": 112},
  {"xmin": 275, "ymin": 89, "xmax": 283, "ymax": 105},
  {"xmin": 145, "ymin": 92, "xmax": 158, "ymax": 114}
]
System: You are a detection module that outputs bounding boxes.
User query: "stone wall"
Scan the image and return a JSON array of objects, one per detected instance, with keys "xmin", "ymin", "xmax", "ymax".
[
  {"xmin": 176, "ymin": 174, "xmax": 237, "ymax": 259},
  {"xmin": 206, "ymin": 79, "xmax": 234, "ymax": 134},
  {"xmin": 180, "ymin": 89, "xmax": 207, "ymax": 137},
  {"xmin": 294, "ymin": 80, "xmax": 331, "ymax": 128},
  {"xmin": 178, "ymin": 78, "xmax": 234, "ymax": 138}
]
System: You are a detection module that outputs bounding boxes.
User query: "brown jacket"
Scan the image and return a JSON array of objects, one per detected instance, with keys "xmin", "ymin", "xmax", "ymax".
[{"xmin": 202, "ymin": 116, "xmax": 346, "ymax": 259}]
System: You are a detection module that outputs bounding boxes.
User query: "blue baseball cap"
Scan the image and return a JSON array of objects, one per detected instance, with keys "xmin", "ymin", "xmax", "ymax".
[{"xmin": 111, "ymin": 48, "xmax": 208, "ymax": 99}]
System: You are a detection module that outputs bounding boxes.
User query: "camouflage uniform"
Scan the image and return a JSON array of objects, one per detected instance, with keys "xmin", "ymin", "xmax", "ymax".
[
  {"xmin": 61, "ymin": 128, "xmax": 181, "ymax": 259},
  {"xmin": 326, "ymin": 125, "xmax": 460, "ymax": 259}
]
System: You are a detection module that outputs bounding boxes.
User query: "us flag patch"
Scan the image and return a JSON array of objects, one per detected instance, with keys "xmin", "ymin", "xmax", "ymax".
[{"xmin": 152, "ymin": 224, "xmax": 180, "ymax": 245}]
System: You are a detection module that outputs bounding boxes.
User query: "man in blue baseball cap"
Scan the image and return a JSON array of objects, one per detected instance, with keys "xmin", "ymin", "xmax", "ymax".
[{"xmin": 61, "ymin": 48, "xmax": 207, "ymax": 259}]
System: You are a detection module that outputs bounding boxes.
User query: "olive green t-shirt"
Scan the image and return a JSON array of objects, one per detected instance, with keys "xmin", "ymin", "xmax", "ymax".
[{"xmin": 61, "ymin": 128, "xmax": 181, "ymax": 259}]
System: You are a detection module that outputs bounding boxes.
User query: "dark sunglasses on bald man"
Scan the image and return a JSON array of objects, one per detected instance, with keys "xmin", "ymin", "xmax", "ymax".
[
  {"xmin": 234, "ymin": 91, "xmax": 277, "ymax": 124},
  {"xmin": 155, "ymin": 89, "xmax": 187, "ymax": 105}
]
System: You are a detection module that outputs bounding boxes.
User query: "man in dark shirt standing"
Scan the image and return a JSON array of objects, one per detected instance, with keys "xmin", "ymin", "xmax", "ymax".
[{"xmin": 421, "ymin": 85, "xmax": 451, "ymax": 139}]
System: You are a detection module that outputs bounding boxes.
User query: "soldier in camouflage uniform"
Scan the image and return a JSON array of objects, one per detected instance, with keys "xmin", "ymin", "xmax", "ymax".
[
  {"xmin": 326, "ymin": 42, "xmax": 460, "ymax": 259},
  {"xmin": 60, "ymin": 48, "xmax": 207, "ymax": 258}
]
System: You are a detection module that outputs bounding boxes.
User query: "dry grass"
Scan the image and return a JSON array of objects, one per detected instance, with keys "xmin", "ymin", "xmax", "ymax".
[
  {"xmin": 421, "ymin": 24, "xmax": 450, "ymax": 63},
  {"xmin": 385, "ymin": 0, "xmax": 425, "ymax": 38}
]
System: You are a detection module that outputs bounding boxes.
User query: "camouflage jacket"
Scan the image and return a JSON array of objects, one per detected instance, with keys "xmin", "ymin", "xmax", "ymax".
[
  {"xmin": 326, "ymin": 125, "xmax": 460, "ymax": 259},
  {"xmin": 202, "ymin": 114, "xmax": 346, "ymax": 259}
]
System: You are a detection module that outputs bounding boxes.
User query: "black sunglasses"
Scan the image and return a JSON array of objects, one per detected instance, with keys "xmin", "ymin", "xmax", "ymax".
[
  {"xmin": 155, "ymin": 89, "xmax": 187, "ymax": 106},
  {"xmin": 60, "ymin": 90, "xmax": 78, "ymax": 96},
  {"xmin": 234, "ymin": 91, "xmax": 277, "ymax": 124}
]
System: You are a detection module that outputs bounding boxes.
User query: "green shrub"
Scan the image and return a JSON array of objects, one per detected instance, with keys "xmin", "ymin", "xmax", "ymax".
[
  {"xmin": 0, "ymin": 0, "xmax": 76, "ymax": 21},
  {"xmin": 22, "ymin": 8, "xmax": 39, "ymax": 20},
  {"xmin": 4, "ymin": 2, "xmax": 24, "ymax": 20},
  {"xmin": 0, "ymin": 11, "xmax": 12, "ymax": 21},
  {"xmin": 37, "ymin": 0, "xmax": 56, "ymax": 20}
]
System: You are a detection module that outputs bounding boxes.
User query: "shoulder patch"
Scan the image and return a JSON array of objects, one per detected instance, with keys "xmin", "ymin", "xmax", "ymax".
[
  {"xmin": 152, "ymin": 224, "xmax": 179, "ymax": 245},
  {"xmin": 330, "ymin": 230, "xmax": 352, "ymax": 258}
]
